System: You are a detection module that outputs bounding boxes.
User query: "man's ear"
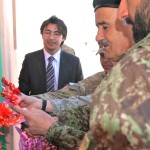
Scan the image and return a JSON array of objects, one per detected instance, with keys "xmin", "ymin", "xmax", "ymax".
[{"xmin": 117, "ymin": 0, "xmax": 128, "ymax": 20}]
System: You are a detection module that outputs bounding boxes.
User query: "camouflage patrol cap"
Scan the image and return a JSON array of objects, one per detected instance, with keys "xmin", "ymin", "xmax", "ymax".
[{"xmin": 93, "ymin": 0, "xmax": 121, "ymax": 11}]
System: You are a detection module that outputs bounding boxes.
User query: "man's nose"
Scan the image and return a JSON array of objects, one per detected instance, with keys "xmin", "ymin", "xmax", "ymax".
[
  {"xmin": 96, "ymin": 29, "xmax": 105, "ymax": 42},
  {"xmin": 48, "ymin": 33, "xmax": 55, "ymax": 39}
]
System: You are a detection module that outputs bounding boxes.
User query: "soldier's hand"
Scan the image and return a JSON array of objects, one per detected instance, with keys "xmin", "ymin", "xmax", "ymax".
[
  {"xmin": 14, "ymin": 106, "xmax": 57, "ymax": 136},
  {"xmin": 19, "ymin": 93, "xmax": 43, "ymax": 109},
  {"xmin": 19, "ymin": 94, "xmax": 54, "ymax": 112}
]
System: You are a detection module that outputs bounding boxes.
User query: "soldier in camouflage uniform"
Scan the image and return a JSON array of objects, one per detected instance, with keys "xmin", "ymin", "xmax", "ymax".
[
  {"xmin": 14, "ymin": 0, "xmax": 136, "ymax": 149},
  {"xmin": 79, "ymin": 0, "xmax": 150, "ymax": 149}
]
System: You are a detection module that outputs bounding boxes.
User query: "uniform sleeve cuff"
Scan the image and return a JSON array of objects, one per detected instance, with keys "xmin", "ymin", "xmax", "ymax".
[{"xmin": 46, "ymin": 122, "xmax": 60, "ymax": 142}]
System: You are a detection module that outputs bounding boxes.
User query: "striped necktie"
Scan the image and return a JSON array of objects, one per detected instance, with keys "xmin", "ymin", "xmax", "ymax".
[{"xmin": 46, "ymin": 56, "xmax": 54, "ymax": 92}]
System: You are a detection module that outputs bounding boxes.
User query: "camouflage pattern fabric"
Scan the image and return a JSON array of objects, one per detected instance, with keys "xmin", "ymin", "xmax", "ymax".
[
  {"xmin": 36, "ymin": 72, "xmax": 106, "ymax": 100},
  {"xmin": 46, "ymin": 96, "xmax": 92, "ymax": 150},
  {"xmin": 79, "ymin": 33, "xmax": 150, "ymax": 149},
  {"xmin": 46, "ymin": 105, "xmax": 90, "ymax": 150},
  {"xmin": 44, "ymin": 72, "xmax": 106, "ymax": 149},
  {"xmin": 50, "ymin": 95, "xmax": 92, "ymax": 114}
]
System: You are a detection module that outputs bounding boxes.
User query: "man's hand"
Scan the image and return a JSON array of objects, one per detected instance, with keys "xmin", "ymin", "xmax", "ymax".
[
  {"xmin": 19, "ymin": 94, "xmax": 42, "ymax": 109},
  {"xmin": 19, "ymin": 94, "xmax": 54, "ymax": 112},
  {"xmin": 14, "ymin": 106, "xmax": 57, "ymax": 136}
]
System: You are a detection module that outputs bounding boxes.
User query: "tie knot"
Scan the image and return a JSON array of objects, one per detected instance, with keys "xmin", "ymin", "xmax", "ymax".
[{"xmin": 48, "ymin": 56, "xmax": 54, "ymax": 63}]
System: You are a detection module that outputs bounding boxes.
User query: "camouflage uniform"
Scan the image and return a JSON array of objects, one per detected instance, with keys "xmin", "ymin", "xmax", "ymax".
[
  {"xmin": 80, "ymin": 33, "xmax": 150, "ymax": 149},
  {"xmin": 41, "ymin": 72, "xmax": 106, "ymax": 149},
  {"xmin": 46, "ymin": 104, "xmax": 91, "ymax": 150}
]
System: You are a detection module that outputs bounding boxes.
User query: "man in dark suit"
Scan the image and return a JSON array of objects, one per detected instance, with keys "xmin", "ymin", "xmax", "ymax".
[{"xmin": 19, "ymin": 16, "xmax": 83, "ymax": 95}]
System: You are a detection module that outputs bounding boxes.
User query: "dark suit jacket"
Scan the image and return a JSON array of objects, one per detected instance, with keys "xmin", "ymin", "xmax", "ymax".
[{"xmin": 18, "ymin": 49, "xmax": 83, "ymax": 95}]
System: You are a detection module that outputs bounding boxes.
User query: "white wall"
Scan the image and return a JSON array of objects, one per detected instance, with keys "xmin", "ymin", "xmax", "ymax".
[{"xmin": 15, "ymin": 0, "xmax": 103, "ymax": 80}]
